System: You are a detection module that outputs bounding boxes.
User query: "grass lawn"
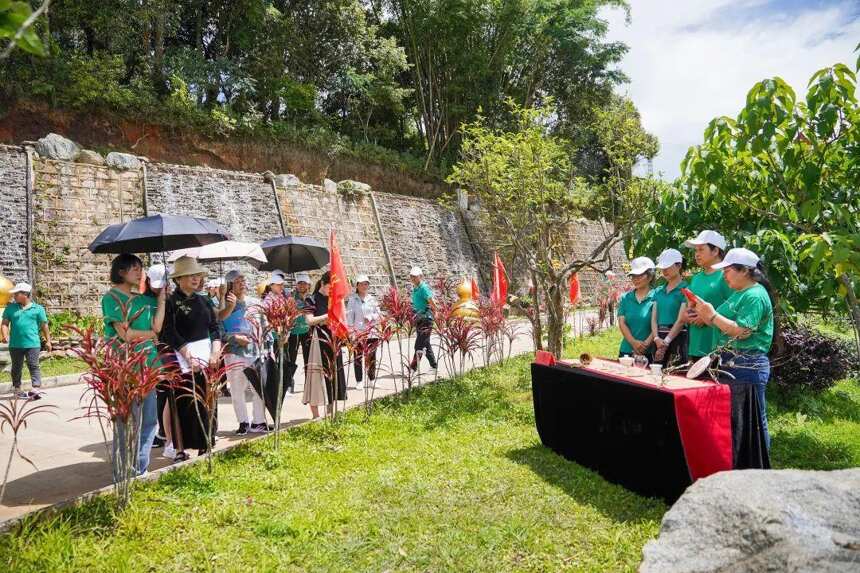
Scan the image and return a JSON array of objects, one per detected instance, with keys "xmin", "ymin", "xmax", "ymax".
[
  {"xmin": 1, "ymin": 329, "xmax": 857, "ymax": 572},
  {"xmin": 0, "ymin": 357, "xmax": 87, "ymax": 385}
]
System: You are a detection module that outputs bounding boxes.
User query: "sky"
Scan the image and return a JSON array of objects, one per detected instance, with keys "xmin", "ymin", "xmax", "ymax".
[{"xmin": 602, "ymin": 0, "xmax": 860, "ymax": 180}]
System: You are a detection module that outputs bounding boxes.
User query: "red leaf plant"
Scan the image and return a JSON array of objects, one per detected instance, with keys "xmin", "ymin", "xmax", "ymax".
[
  {"xmin": 1, "ymin": 395, "xmax": 57, "ymax": 504},
  {"xmin": 314, "ymin": 327, "xmax": 351, "ymax": 422},
  {"xmin": 70, "ymin": 324, "xmax": 179, "ymax": 509},
  {"xmin": 380, "ymin": 286, "xmax": 416, "ymax": 382},
  {"xmin": 373, "ymin": 315, "xmax": 401, "ymax": 395},
  {"xmin": 434, "ymin": 301, "xmax": 483, "ymax": 378},
  {"xmin": 348, "ymin": 323, "xmax": 382, "ymax": 417},
  {"xmin": 479, "ymin": 298, "xmax": 506, "ymax": 365}
]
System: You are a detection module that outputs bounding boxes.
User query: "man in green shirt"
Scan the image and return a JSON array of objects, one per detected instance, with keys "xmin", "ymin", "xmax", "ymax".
[
  {"xmin": 409, "ymin": 266, "xmax": 437, "ymax": 370},
  {"xmin": 684, "ymin": 230, "xmax": 734, "ymax": 359},
  {"xmin": 1, "ymin": 282, "xmax": 51, "ymax": 399}
]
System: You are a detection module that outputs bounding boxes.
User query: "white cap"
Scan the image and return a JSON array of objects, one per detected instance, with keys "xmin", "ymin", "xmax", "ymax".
[
  {"xmin": 355, "ymin": 274, "xmax": 370, "ymax": 284},
  {"xmin": 272, "ymin": 269, "xmax": 287, "ymax": 278},
  {"xmin": 9, "ymin": 282, "xmax": 32, "ymax": 294},
  {"xmin": 656, "ymin": 248, "xmax": 684, "ymax": 269},
  {"xmin": 409, "ymin": 266, "xmax": 423, "ymax": 277},
  {"xmin": 684, "ymin": 230, "xmax": 727, "ymax": 250},
  {"xmin": 712, "ymin": 247, "xmax": 760, "ymax": 269},
  {"xmin": 268, "ymin": 272, "xmax": 285, "ymax": 285},
  {"xmin": 224, "ymin": 269, "xmax": 244, "ymax": 283},
  {"xmin": 628, "ymin": 257, "xmax": 656, "ymax": 276},
  {"xmin": 147, "ymin": 264, "xmax": 167, "ymax": 289},
  {"xmin": 294, "ymin": 272, "xmax": 311, "ymax": 284}
]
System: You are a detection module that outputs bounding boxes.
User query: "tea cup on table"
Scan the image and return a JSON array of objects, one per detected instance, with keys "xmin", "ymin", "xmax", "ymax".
[
  {"xmin": 650, "ymin": 364, "xmax": 663, "ymax": 378},
  {"xmin": 619, "ymin": 356, "xmax": 634, "ymax": 368}
]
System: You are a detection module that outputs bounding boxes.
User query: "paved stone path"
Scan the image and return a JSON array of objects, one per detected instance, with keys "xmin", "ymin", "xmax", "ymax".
[{"xmin": 0, "ymin": 312, "xmax": 598, "ymax": 525}]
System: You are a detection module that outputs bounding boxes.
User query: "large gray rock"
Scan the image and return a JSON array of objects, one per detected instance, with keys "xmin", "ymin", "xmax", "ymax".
[
  {"xmin": 34, "ymin": 133, "xmax": 80, "ymax": 161},
  {"xmin": 76, "ymin": 149, "xmax": 105, "ymax": 166},
  {"xmin": 105, "ymin": 152, "xmax": 141, "ymax": 171},
  {"xmin": 323, "ymin": 178, "xmax": 338, "ymax": 193},
  {"xmin": 640, "ymin": 469, "xmax": 860, "ymax": 573},
  {"xmin": 276, "ymin": 173, "xmax": 301, "ymax": 187}
]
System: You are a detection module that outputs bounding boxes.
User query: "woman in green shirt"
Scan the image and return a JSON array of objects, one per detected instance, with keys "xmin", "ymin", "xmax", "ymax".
[
  {"xmin": 684, "ymin": 230, "xmax": 734, "ymax": 360},
  {"xmin": 651, "ymin": 248, "xmax": 688, "ymax": 366},
  {"xmin": 693, "ymin": 248, "xmax": 776, "ymax": 450},
  {"xmin": 617, "ymin": 256, "xmax": 656, "ymax": 359}
]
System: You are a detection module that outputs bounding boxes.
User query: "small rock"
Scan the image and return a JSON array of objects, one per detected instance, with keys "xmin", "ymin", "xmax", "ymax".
[
  {"xmin": 76, "ymin": 149, "xmax": 105, "ymax": 166},
  {"xmin": 276, "ymin": 174, "xmax": 301, "ymax": 187},
  {"xmin": 640, "ymin": 468, "xmax": 860, "ymax": 573},
  {"xmin": 106, "ymin": 152, "xmax": 141, "ymax": 171},
  {"xmin": 34, "ymin": 133, "xmax": 80, "ymax": 161},
  {"xmin": 337, "ymin": 180, "xmax": 371, "ymax": 194},
  {"xmin": 323, "ymin": 178, "xmax": 338, "ymax": 193}
]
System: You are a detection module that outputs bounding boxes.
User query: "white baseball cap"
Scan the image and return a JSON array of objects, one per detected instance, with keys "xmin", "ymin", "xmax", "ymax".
[
  {"xmin": 628, "ymin": 257, "xmax": 656, "ymax": 276},
  {"xmin": 655, "ymin": 248, "xmax": 684, "ymax": 269},
  {"xmin": 409, "ymin": 266, "xmax": 423, "ymax": 277},
  {"xmin": 355, "ymin": 274, "xmax": 370, "ymax": 284},
  {"xmin": 147, "ymin": 264, "xmax": 167, "ymax": 289},
  {"xmin": 9, "ymin": 282, "xmax": 32, "ymax": 294},
  {"xmin": 268, "ymin": 272, "xmax": 285, "ymax": 285},
  {"xmin": 684, "ymin": 230, "xmax": 727, "ymax": 250},
  {"xmin": 713, "ymin": 248, "xmax": 760, "ymax": 269},
  {"xmin": 294, "ymin": 272, "xmax": 311, "ymax": 284},
  {"xmin": 272, "ymin": 269, "xmax": 287, "ymax": 278}
]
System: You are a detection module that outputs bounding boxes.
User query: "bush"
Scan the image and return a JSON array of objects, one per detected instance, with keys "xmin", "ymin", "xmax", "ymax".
[{"xmin": 771, "ymin": 326, "xmax": 860, "ymax": 391}]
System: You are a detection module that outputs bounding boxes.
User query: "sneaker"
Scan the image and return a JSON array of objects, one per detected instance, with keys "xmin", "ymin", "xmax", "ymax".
[
  {"xmin": 28, "ymin": 390, "xmax": 43, "ymax": 401},
  {"xmin": 16, "ymin": 391, "xmax": 29, "ymax": 400},
  {"xmin": 249, "ymin": 423, "xmax": 271, "ymax": 433},
  {"xmin": 235, "ymin": 422, "xmax": 249, "ymax": 436},
  {"xmin": 163, "ymin": 443, "xmax": 176, "ymax": 459},
  {"xmin": 152, "ymin": 435, "xmax": 166, "ymax": 448},
  {"xmin": 355, "ymin": 382, "xmax": 364, "ymax": 391}
]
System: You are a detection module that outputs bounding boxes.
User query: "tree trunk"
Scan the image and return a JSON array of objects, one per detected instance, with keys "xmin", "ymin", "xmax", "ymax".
[
  {"xmin": 840, "ymin": 274, "xmax": 860, "ymax": 359},
  {"xmin": 530, "ymin": 270, "xmax": 543, "ymax": 351},
  {"xmin": 545, "ymin": 281, "xmax": 565, "ymax": 357}
]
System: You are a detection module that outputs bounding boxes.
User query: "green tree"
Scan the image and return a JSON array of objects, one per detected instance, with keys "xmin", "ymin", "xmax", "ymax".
[
  {"xmin": 637, "ymin": 58, "xmax": 860, "ymax": 355},
  {"xmin": 0, "ymin": 0, "xmax": 48, "ymax": 59},
  {"xmin": 449, "ymin": 99, "xmax": 658, "ymax": 356}
]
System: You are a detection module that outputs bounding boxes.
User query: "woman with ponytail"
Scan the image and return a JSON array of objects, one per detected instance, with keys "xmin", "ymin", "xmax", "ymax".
[{"xmin": 693, "ymin": 248, "xmax": 777, "ymax": 450}]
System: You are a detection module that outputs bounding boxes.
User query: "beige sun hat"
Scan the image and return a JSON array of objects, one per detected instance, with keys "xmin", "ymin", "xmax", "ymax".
[{"xmin": 170, "ymin": 256, "xmax": 208, "ymax": 279}]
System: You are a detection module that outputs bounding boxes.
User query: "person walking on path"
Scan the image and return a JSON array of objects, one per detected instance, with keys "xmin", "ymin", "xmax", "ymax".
[
  {"xmin": 347, "ymin": 274, "xmax": 381, "ymax": 389},
  {"xmin": 218, "ymin": 269, "xmax": 268, "ymax": 435},
  {"xmin": 1, "ymin": 282, "xmax": 51, "ymax": 400},
  {"xmin": 286, "ymin": 272, "xmax": 314, "ymax": 393},
  {"xmin": 408, "ymin": 267, "xmax": 437, "ymax": 371},
  {"xmin": 101, "ymin": 254, "xmax": 167, "ymax": 477}
]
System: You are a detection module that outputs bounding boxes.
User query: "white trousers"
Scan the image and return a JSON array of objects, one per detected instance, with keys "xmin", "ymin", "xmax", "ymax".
[{"xmin": 224, "ymin": 354, "xmax": 266, "ymax": 425}]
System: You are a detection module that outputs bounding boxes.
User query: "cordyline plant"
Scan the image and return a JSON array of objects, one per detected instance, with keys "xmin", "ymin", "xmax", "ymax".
[
  {"xmin": 253, "ymin": 295, "xmax": 299, "ymax": 449},
  {"xmin": 349, "ymin": 324, "xmax": 382, "ymax": 418},
  {"xmin": 182, "ymin": 358, "xmax": 241, "ymax": 473},
  {"xmin": 316, "ymin": 327, "xmax": 352, "ymax": 422},
  {"xmin": 0, "ymin": 395, "xmax": 57, "ymax": 504},
  {"xmin": 380, "ymin": 286, "xmax": 415, "ymax": 382},
  {"xmin": 70, "ymin": 325, "xmax": 177, "ymax": 510},
  {"xmin": 434, "ymin": 300, "xmax": 483, "ymax": 378},
  {"xmin": 479, "ymin": 298, "xmax": 506, "ymax": 365},
  {"xmin": 374, "ymin": 315, "xmax": 399, "ymax": 395}
]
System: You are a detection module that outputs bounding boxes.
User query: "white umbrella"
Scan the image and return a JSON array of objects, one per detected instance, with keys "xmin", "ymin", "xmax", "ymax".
[{"xmin": 168, "ymin": 240, "xmax": 268, "ymax": 268}]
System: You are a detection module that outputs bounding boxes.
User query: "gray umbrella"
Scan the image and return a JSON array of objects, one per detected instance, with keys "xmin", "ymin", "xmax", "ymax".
[
  {"xmin": 259, "ymin": 236, "xmax": 329, "ymax": 273},
  {"xmin": 88, "ymin": 214, "xmax": 230, "ymax": 254}
]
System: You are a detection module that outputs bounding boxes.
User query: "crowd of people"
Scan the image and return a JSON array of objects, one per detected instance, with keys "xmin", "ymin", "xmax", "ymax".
[{"xmin": 617, "ymin": 230, "xmax": 777, "ymax": 449}]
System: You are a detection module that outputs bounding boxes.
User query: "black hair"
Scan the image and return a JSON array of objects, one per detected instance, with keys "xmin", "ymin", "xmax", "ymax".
[
  {"xmin": 313, "ymin": 271, "xmax": 332, "ymax": 294},
  {"xmin": 730, "ymin": 261, "xmax": 781, "ymax": 353},
  {"xmin": 706, "ymin": 243, "xmax": 726, "ymax": 260},
  {"xmin": 110, "ymin": 253, "xmax": 143, "ymax": 285}
]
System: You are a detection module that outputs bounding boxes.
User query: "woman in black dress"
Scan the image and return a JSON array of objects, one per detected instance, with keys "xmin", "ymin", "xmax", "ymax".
[
  {"xmin": 162, "ymin": 256, "xmax": 223, "ymax": 461},
  {"xmin": 306, "ymin": 272, "xmax": 347, "ymax": 412}
]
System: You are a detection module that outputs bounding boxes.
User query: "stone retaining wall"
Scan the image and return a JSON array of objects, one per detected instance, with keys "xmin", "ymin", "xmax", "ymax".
[{"xmin": 0, "ymin": 145, "xmax": 30, "ymax": 283}]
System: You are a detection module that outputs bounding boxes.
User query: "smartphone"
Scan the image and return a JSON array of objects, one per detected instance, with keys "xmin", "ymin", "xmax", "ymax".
[{"xmin": 680, "ymin": 287, "xmax": 698, "ymax": 306}]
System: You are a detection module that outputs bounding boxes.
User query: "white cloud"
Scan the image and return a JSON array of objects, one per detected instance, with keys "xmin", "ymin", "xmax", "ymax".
[{"xmin": 603, "ymin": 0, "xmax": 860, "ymax": 180}]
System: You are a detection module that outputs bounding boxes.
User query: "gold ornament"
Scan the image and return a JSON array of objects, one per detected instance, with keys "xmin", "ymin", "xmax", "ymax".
[
  {"xmin": 451, "ymin": 278, "xmax": 479, "ymax": 318},
  {"xmin": 0, "ymin": 275, "xmax": 12, "ymax": 306}
]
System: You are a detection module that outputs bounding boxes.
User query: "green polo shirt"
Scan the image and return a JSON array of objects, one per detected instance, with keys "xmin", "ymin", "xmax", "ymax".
[
  {"xmin": 688, "ymin": 270, "xmax": 733, "ymax": 357},
  {"xmin": 716, "ymin": 283, "xmax": 773, "ymax": 354},
  {"xmin": 411, "ymin": 281, "xmax": 433, "ymax": 317},
  {"xmin": 101, "ymin": 288, "xmax": 158, "ymax": 366},
  {"xmin": 654, "ymin": 280, "xmax": 688, "ymax": 326},
  {"xmin": 617, "ymin": 288, "xmax": 655, "ymax": 354},
  {"xmin": 2, "ymin": 302, "xmax": 48, "ymax": 349},
  {"xmin": 291, "ymin": 290, "xmax": 311, "ymax": 336}
]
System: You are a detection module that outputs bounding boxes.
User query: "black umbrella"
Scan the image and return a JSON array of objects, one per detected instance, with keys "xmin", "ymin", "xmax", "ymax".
[
  {"xmin": 259, "ymin": 236, "xmax": 329, "ymax": 273},
  {"xmin": 88, "ymin": 214, "xmax": 231, "ymax": 254}
]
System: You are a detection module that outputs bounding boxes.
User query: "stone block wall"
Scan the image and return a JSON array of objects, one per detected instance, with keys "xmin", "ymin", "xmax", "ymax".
[
  {"xmin": 277, "ymin": 183, "xmax": 391, "ymax": 295},
  {"xmin": 0, "ymin": 145, "xmax": 30, "ymax": 283},
  {"xmin": 32, "ymin": 159, "xmax": 145, "ymax": 312},
  {"xmin": 373, "ymin": 192, "xmax": 481, "ymax": 287}
]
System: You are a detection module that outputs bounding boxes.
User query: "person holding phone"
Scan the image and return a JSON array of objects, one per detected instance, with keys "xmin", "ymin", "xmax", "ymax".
[
  {"xmin": 617, "ymin": 257, "xmax": 656, "ymax": 359},
  {"xmin": 651, "ymin": 249, "xmax": 688, "ymax": 366},
  {"xmin": 684, "ymin": 230, "xmax": 733, "ymax": 361}
]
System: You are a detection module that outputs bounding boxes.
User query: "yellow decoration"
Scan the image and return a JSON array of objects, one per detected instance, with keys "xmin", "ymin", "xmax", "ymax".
[
  {"xmin": 255, "ymin": 280, "xmax": 268, "ymax": 297},
  {"xmin": 451, "ymin": 278, "xmax": 479, "ymax": 318},
  {"xmin": 0, "ymin": 275, "xmax": 12, "ymax": 306}
]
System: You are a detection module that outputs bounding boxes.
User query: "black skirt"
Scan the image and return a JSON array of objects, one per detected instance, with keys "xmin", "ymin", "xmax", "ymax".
[{"xmin": 170, "ymin": 370, "xmax": 217, "ymax": 451}]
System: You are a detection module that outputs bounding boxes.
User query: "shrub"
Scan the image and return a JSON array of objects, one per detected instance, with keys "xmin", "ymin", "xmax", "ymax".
[{"xmin": 771, "ymin": 326, "xmax": 860, "ymax": 392}]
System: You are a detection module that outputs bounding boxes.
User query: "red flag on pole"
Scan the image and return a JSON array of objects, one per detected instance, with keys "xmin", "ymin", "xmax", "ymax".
[
  {"xmin": 491, "ymin": 253, "xmax": 508, "ymax": 307},
  {"xmin": 471, "ymin": 276, "xmax": 480, "ymax": 301},
  {"xmin": 568, "ymin": 273, "xmax": 581, "ymax": 304},
  {"xmin": 328, "ymin": 230, "xmax": 349, "ymax": 339}
]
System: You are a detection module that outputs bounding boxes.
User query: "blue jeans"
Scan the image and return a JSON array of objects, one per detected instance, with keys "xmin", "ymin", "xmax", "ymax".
[
  {"xmin": 112, "ymin": 390, "xmax": 159, "ymax": 480},
  {"xmin": 722, "ymin": 352, "xmax": 771, "ymax": 450}
]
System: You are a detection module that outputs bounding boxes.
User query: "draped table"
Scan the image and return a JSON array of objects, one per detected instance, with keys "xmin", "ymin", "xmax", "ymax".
[{"xmin": 531, "ymin": 357, "xmax": 764, "ymax": 501}]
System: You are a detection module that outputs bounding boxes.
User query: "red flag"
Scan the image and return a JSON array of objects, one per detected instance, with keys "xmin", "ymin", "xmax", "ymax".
[
  {"xmin": 328, "ymin": 231, "xmax": 349, "ymax": 339},
  {"xmin": 568, "ymin": 273, "xmax": 581, "ymax": 304},
  {"xmin": 491, "ymin": 253, "xmax": 508, "ymax": 307},
  {"xmin": 471, "ymin": 276, "xmax": 480, "ymax": 301}
]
